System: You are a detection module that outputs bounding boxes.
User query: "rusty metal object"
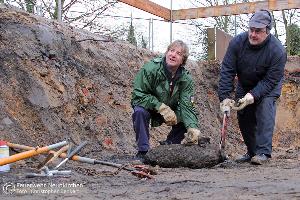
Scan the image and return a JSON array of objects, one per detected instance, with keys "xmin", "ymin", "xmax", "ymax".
[
  {"xmin": 92, "ymin": 160, "xmax": 156, "ymax": 179},
  {"xmin": 220, "ymin": 112, "xmax": 229, "ymax": 161}
]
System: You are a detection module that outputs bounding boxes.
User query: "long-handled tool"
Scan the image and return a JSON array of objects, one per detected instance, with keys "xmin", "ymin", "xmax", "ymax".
[
  {"xmin": 54, "ymin": 141, "xmax": 88, "ymax": 169},
  {"xmin": 37, "ymin": 144, "xmax": 70, "ymax": 170},
  {"xmin": 25, "ymin": 142, "xmax": 87, "ymax": 178},
  {"xmin": 88, "ymin": 159, "xmax": 156, "ymax": 179},
  {"xmin": 7, "ymin": 142, "xmax": 156, "ymax": 179},
  {"xmin": 0, "ymin": 141, "xmax": 68, "ymax": 166},
  {"xmin": 220, "ymin": 111, "xmax": 229, "ymax": 161}
]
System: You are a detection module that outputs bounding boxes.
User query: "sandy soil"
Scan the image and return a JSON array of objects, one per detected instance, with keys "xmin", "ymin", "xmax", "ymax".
[{"xmin": 1, "ymin": 149, "xmax": 300, "ymax": 200}]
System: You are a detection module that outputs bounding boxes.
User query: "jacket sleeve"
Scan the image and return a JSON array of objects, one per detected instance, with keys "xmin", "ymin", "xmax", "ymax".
[
  {"xmin": 131, "ymin": 65, "xmax": 161, "ymax": 110},
  {"xmin": 178, "ymin": 75, "xmax": 198, "ymax": 129},
  {"xmin": 218, "ymin": 38, "xmax": 238, "ymax": 102},
  {"xmin": 250, "ymin": 51, "xmax": 287, "ymax": 100}
]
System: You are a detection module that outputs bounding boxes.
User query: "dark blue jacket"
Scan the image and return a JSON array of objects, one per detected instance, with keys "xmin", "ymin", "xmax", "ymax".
[{"xmin": 218, "ymin": 32, "xmax": 287, "ymax": 101}]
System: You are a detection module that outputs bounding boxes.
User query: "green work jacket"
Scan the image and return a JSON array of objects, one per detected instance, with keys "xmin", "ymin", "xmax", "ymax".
[{"xmin": 131, "ymin": 56, "xmax": 198, "ymax": 129}]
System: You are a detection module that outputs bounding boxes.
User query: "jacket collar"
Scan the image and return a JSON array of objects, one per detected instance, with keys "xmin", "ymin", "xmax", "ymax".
[
  {"xmin": 247, "ymin": 34, "xmax": 271, "ymax": 49},
  {"xmin": 162, "ymin": 57, "xmax": 183, "ymax": 81}
]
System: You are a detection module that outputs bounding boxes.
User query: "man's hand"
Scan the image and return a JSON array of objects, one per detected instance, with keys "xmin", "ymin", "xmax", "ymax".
[
  {"xmin": 158, "ymin": 103, "xmax": 177, "ymax": 126},
  {"xmin": 181, "ymin": 128, "xmax": 200, "ymax": 145},
  {"xmin": 232, "ymin": 93, "xmax": 254, "ymax": 111},
  {"xmin": 220, "ymin": 98, "xmax": 235, "ymax": 116}
]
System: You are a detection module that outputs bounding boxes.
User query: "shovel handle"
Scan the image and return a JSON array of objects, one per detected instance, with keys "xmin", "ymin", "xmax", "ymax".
[
  {"xmin": 0, "ymin": 141, "xmax": 68, "ymax": 166},
  {"xmin": 54, "ymin": 141, "xmax": 88, "ymax": 170},
  {"xmin": 67, "ymin": 141, "xmax": 88, "ymax": 159},
  {"xmin": 37, "ymin": 145, "xmax": 70, "ymax": 169},
  {"xmin": 220, "ymin": 113, "xmax": 228, "ymax": 149}
]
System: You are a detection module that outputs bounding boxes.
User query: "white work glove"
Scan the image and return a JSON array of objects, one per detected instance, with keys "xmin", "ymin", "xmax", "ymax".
[
  {"xmin": 220, "ymin": 98, "xmax": 235, "ymax": 116},
  {"xmin": 158, "ymin": 103, "xmax": 177, "ymax": 126},
  {"xmin": 232, "ymin": 93, "xmax": 254, "ymax": 111},
  {"xmin": 181, "ymin": 128, "xmax": 200, "ymax": 145}
]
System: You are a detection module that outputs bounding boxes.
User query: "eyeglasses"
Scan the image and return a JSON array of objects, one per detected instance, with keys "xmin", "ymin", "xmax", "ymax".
[{"xmin": 249, "ymin": 27, "xmax": 266, "ymax": 34}]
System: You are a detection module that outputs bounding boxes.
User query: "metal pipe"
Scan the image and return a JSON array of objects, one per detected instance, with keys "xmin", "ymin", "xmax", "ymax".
[
  {"xmin": 170, "ymin": 0, "xmax": 173, "ymax": 43},
  {"xmin": 234, "ymin": 0, "xmax": 237, "ymax": 36},
  {"xmin": 57, "ymin": 0, "xmax": 62, "ymax": 22},
  {"xmin": 151, "ymin": 18, "xmax": 154, "ymax": 51},
  {"xmin": 148, "ymin": 18, "xmax": 151, "ymax": 50}
]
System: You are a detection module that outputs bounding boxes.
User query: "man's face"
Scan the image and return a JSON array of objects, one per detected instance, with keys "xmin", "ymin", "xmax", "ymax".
[
  {"xmin": 248, "ymin": 27, "xmax": 268, "ymax": 45},
  {"xmin": 166, "ymin": 45, "xmax": 184, "ymax": 69}
]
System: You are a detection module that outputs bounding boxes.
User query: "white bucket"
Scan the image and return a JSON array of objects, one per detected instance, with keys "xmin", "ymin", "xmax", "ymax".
[{"xmin": 0, "ymin": 140, "xmax": 10, "ymax": 172}]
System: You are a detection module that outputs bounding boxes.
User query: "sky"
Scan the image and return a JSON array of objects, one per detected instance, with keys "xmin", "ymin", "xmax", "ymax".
[
  {"xmin": 6, "ymin": 0, "xmax": 199, "ymax": 55},
  {"xmin": 115, "ymin": 1, "xmax": 204, "ymax": 58},
  {"xmin": 115, "ymin": 1, "xmax": 292, "ymax": 59},
  {"xmin": 5, "ymin": 0, "xmax": 292, "ymax": 59}
]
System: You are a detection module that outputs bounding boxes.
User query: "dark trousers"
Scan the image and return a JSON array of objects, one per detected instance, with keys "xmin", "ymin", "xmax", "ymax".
[
  {"xmin": 237, "ymin": 96, "xmax": 277, "ymax": 157},
  {"xmin": 132, "ymin": 106, "xmax": 186, "ymax": 152}
]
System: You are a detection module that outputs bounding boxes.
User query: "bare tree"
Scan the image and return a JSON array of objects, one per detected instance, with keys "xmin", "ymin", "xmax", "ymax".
[
  {"xmin": 279, "ymin": 9, "xmax": 300, "ymax": 55},
  {"xmin": 186, "ymin": 0, "xmax": 300, "ymax": 59},
  {"xmin": 4, "ymin": 0, "xmax": 130, "ymax": 40},
  {"xmin": 63, "ymin": 1, "xmax": 118, "ymax": 28},
  {"xmin": 186, "ymin": 0, "xmax": 244, "ymax": 60},
  {"xmin": 5, "ymin": 0, "xmax": 118, "ymax": 25},
  {"xmin": 188, "ymin": 0, "xmax": 242, "ymax": 35}
]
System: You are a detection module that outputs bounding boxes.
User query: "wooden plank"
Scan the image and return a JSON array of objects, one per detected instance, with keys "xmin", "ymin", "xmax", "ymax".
[
  {"xmin": 172, "ymin": 0, "xmax": 300, "ymax": 20},
  {"xmin": 118, "ymin": 0, "xmax": 170, "ymax": 20}
]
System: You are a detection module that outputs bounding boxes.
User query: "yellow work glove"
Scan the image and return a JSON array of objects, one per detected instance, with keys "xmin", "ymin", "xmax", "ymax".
[
  {"xmin": 220, "ymin": 98, "xmax": 235, "ymax": 116},
  {"xmin": 232, "ymin": 93, "xmax": 254, "ymax": 111},
  {"xmin": 158, "ymin": 103, "xmax": 177, "ymax": 126},
  {"xmin": 181, "ymin": 128, "xmax": 201, "ymax": 145}
]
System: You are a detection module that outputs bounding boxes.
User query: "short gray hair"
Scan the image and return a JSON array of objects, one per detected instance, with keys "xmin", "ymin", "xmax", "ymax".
[{"xmin": 165, "ymin": 40, "xmax": 189, "ymax": 66}]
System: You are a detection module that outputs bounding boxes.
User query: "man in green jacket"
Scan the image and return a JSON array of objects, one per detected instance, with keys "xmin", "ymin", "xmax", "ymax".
[{"xmin": 131, "ymin": 40, "xmax": 201, "ymax": 159}]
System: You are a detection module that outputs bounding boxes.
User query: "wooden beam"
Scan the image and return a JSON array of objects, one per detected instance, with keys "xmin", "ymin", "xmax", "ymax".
[
  {"xmin": 118, "ymin": 0, "xmax": 170, "ymax": 21},
  {"xmin": 172, "ymin": 0, "xmax": 300, "ymax": 20}
]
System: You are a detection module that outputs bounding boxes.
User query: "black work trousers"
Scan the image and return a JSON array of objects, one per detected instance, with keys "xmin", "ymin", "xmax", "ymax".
[
  {"xmin": 237, "ymin": 96, "xmax": 277, "ymax": 157},
  {"xmin": 133, "ymin": 106, "xmax": 186, "ymax": 152}
]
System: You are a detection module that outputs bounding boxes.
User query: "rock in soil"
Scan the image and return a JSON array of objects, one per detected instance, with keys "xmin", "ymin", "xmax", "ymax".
[{"xmin": 145, "ymin": 143, "xmax": 222, "ymax": 168}]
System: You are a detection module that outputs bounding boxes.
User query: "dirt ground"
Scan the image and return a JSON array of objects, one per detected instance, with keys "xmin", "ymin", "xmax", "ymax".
[
  {"xmin": 1, "ymin": 4, "xmax": 300, "ymax": 199},
  {"xmin": 1, "ymin": 151, "xmax": 300, "ymax": 200}
]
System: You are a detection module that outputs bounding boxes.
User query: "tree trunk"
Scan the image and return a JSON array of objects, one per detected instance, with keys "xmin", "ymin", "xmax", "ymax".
[
  {"xmin": 54, "ymin": 0, "xmax": 65, "ymax": 20},
  {"xmin": 282, "ymin": 10, "xmax": 290, "ymax": 55},
  {"xmin": 272, "ymin": 12, "xmax": 279, "ymax": 39}
]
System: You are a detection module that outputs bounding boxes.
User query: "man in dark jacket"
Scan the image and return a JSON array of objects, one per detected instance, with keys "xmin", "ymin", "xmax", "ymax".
[
  {"xmin": 218, "ymin": 10, "xmax": 287, "ymax": 165},
  {"xmin": 131, "ymin": 40, "xmax": 201, "ymax": 159}
]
